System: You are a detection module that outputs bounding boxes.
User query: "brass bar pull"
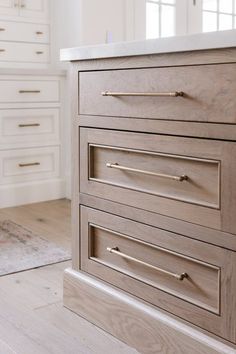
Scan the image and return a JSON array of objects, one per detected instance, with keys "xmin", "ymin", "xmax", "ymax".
[
  {"xmin": 19, "ymin": 162, "xmax": 40, "ymax": 168},
  {"xmin": 0, "ymin": 49, "xmax": 5, "ymax": 52},
  {"xmin": 107, "ymin": 247, "xmax": 188, "ymax": 281},
  {"xmin": 106, "ymin": 162, "xmax": 188, "ymax": 182},
  {"xmin": 36, "ymin": 51, "xmax": 44, "ymax": 54},
  {"xmin": 102, "ymin": 91, "xmax": 184, "ymax": 97},
  {"xmin": 19, "ymin": 90, "xmax": 41, "ymax": 93},
  {"xmin": 36, "ymin": 31, "xmax": 43, "ymax": 35},
  {"xmin": 18, "ymin": 123, "xmax": 40, "ymax": 128},
  {"xmin": 0, "ymin": 28, "xmax": 5, "ymax": 31}
]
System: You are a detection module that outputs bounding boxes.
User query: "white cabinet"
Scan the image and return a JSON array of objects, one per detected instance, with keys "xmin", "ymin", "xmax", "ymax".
[
  {"xmin": 0, "ymin": 0, "xmax": 49, "ymax": 22},
  {"xmin": 0, "ymin": 0, "xmax": 18, "ymax": 17}
]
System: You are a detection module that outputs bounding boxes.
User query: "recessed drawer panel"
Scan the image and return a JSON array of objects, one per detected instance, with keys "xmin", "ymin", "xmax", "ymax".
[
  {"xmin": 0, "ymin": 42, "xmax": 49, "ymax": 63},
  {"xmin": 0, "ymin": 146, "xmax": 60, "ymax": 184},
  {"xmin": 0, "ymin": 108, "xmax": 60, "ymax": 146},
  {"xmin": 0, "ymin": 79, "xmax": 59, "ymax": 102},
  {"xmin": 80, "ymin": 207, "xmax": 236, "ymax": 342},
  {"xmin": 80, "ymin": 128, "xmax": 236, "ymax": 235},
  {"xmin": 0, "ymin": 21, "xmax": 49, "ymax": 43},
  {"xmin": 79, "ymin": 64, "xmax": 236, "ymax": 124}
]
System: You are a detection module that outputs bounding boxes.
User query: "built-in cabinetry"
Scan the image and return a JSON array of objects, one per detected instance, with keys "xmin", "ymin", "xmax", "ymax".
[
  {"xmin": 0, "ymin": 0, "xmax": 66, "ymax": 208},
  {"xmin": 62, "ymin": 46, "xmax": 236, "ymax": 354}
]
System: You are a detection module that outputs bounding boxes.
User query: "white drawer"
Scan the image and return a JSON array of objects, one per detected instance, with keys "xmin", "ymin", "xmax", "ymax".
[
  {"xmin": 0, "ymin": 21, "xmax": 49, "ymax": 43},
  {"xmin": 0, "ymin": 79, "xmax": 59, "ymax": 103},
  {"xmin": 0, "ymin": 42, "xmax": 49, "ymax": 63},
  {"xmin": 0, "ymin": 108, "xmax": 60, "ymax": 146},
  {"xmin": 0, "ymin": 146, "xmax": 60, "ymax": 184}
]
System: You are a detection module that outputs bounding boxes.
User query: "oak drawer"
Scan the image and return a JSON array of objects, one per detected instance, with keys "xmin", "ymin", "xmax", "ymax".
[
  {"xmin": 0, "ymin": 21, "xmax": 49, "ymax": 43},
  {"xmin": 0, "ymin": 79, "xmax": 59, "ymax": 103},
  {"xmin": 0, "ymin": 146, "xmax": 60, "ymax": 184},
  {"xmin": 0, "ymin": 108, "xmax": 60, "ymax": 147},
  {"xmin": 79, "ymin": 64, "xmax": 236, "ymax": 124},
  {"xmin": 80, "ymin": 128, "xmax": 236, "ymax": 235},
  {"xmin": 80, "ymin": 207, "xmax": 236, "ymax": 343}
]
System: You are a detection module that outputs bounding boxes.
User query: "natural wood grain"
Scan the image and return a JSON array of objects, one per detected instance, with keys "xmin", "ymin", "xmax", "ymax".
[
  {"xmin": 79, "ymin": 64, "xmax": 236, "ymax": 124},
  {"xmin": 64, "ymin": 269, "xmax": 236, "ymax": 354}
]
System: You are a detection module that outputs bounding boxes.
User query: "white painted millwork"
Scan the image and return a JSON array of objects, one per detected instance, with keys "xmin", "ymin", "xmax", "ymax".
[
  {"xmin": 0, "ymin": 0, "xmax": 49, "ymax": 22},
  {"xmin": 0, "ymin": 41, "xmax": 49, "ymax": 63},
  {"xmin": 0, "ymin": 0, "xmax": 18, "ymax": 17},
  {"xmin": 0, "ymin": 21, "xmax": 49, "ymax": 43},
  {"xmin": 0, "ymin": 79, "xmax": 59, "ymax": 102}
]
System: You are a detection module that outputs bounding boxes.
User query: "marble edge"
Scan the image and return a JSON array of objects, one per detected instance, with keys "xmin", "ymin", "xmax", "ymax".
[{"xmin": 60, "ymin": 30, "xmax": 236, "ymax": 62}]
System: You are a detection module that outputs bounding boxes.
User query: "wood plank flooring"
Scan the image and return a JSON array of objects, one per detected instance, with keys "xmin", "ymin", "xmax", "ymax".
[{"xmin": 0, "ymin": 199, "xmax": 137, "ymax": 354}]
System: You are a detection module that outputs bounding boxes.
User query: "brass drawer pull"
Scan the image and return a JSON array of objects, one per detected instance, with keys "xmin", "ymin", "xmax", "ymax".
[
  {"xmin": 0, "ymin": 49, "xmax": 5, "ymax": 52},
  {"xmin": 107, "ymin": 247, "xmax": 188, "ymax": 281},
  {"xmin": 36, "ymin": 31, "xmax": 43, "ymax": 35},
  {"xmin": 19, "ymin": 162, "xmax": 40, "ymax": 167},
  {"xmin": 0, "ymin": 28, "xmax": 5, "ymax": 31},
  {"xmin": 102, "ymin": 91, "xmax": 184, "ymax": 97},
  {"xmin": 19, "ymin": 90, "xmax": 41, "ymax": 93},
  {"xmin": 106, "ymin": 162, "xmax": 188, "ymax": 182},
  {"xmin": 36, "ymin": 51, "xmax": 44, "ymax": 55},
  {"xmin": 18, "ymin": 123, "xmax": 40, "ymax": 128}
]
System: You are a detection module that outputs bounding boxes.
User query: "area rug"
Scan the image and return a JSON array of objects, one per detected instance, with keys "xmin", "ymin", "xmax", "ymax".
[{"xmin": 0, "ymin": 220, "xmax": 71, "ymax": 276}]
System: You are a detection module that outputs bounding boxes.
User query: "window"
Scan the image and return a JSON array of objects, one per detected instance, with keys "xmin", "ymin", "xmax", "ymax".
[
  {"xmin": 146, "ymin": 0, "xmax": 176, "ymax": 39},
  {"xmin": 202, "ymin": 0, "xmax": 236, "ymax": 32}
]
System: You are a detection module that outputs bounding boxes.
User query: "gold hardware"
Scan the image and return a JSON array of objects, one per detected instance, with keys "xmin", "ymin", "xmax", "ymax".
[
  {"xmin": 18, "ymin": 162, "xmax": 40, "ymax": 167},
  {"xmin": 36, "ymin": 31, "xmax": 43, "ymax": 35},
  {"xmin": 19, "ymin": 90, "xmax": 41, "ymax": 93},
  {"xmin": 0, "ymin": 49, "xmax": 5, "ymax": 52},
  {"xmin": 0, "ymin": 28, "xmax": 5, "ymax": 31},
  {"xmin": 102, "ymin": 91, "xmax": 184, "ymax": 97},
  {"xmin": 107, "ymin": 247, "xmax": 188, "ymax": 281},
  {"xmin": 36, "ymin": 51, "xmax": 44, "ymax": 55},
  {"xmin": 106, "ymin": 162, "xmax": 188, "ymax": 182},
  {"xmin": 18, "ymin": 123, "xmax": 40, "ymax": 128},
  {"xmin": 14, "ymin": 1, "xmax": 18, "ymax": 7}
]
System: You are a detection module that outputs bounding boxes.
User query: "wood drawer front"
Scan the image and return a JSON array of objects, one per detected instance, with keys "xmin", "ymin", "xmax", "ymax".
[
  {"xmin": 0, "ymin": 42, "xmax": 49, "ymax": 63},
  {"xmin": 80, "ymin": 207, "xmax": 236, "ymax": 342},
  {"xmin": 0, "ymin": 146, "xmax": 60, "ymax": 184},
  {"xmin": 0, "ymin": 21, "xmax": 49, "ymax": 43},
  {"xmin": 0, "ymin": 79, "xmax": 59, "ymax": 103},
  {"xmin": 80, "ymin": 128, "xmax": 236, "ymax": 234},
  {"xmin": 79, "ymin": 64, "xmax": 236, "ymax": 124},
  {"xmin": 0, "ymin": 108, "xmax": 60, "ymax": 146}
]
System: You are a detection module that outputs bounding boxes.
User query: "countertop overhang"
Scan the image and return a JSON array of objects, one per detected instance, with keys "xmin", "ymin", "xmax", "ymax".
[{"xmin": 60, "ymin": 29, "xmax": 236, "ymax": 62}]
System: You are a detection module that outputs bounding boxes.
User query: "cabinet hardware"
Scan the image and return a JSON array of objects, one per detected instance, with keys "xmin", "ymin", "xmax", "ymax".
[
  {"xmin": 36, "ymin": 51, "xmax": 44, "ymax": 55},
  {"xmin": 0, "ymin": 28, "xmax": 5, "ymax": 31},
  {"xmin": 106, "ymin": 162, "xmax": 188, "ymax": 182},
  {"xmin": 107, "ymin": 247, "xmax": 188, "ymax": 281},
  {"xmin": 102, "ymin": 91, "xmax": 184, "ymax": 97},
  {"xmin": 36, "ymin": 31, "xmax": 43, "ymax": 35},
  {"xmin": 19, "ymin": 90, "xmax": 41, "ymax": 93},
  {"xmin": 18, "ymin": 123, "xmax": 40, "ymax": 128},
  {"xmin": 18, "ymin": 162, "xmax": 40, "ymax": 167},
  {"xmin": 0, "ymin": 49, "xmax": 5, "ymax": 52}
]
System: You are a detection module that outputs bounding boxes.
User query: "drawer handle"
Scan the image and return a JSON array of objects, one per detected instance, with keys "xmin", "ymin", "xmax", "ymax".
[
  {"xmin": 36, "ymin": 51, "xmax": 44, "ymax": 55},
  {"xmin": 0, "ymin": 28, "xmax": 5, "ymax": 31},
  {"xmin": 106, "ymin": 163, "xmax": 188, "ymax": 182},
  {"xmin": 36, "ymin": 31, "xmax": 43, "ymax": 35},
  {"xmin": 19, "ymin": 90, "xmax": 41, "ymax": 94},
  {"xmin": 0, "ymin": 49, "xmax": 5, "ymax": 52},
  {"xmin": 107, "ymin": 247, "xmax": 188, "ymax": 281},
  {"xmin": 18, "ymin": 123, "xmax": 40, "ymax": 128},
  {"xmin": 19, "ymin": 162, "xmax": 40, "ymax": 167},
  {"xmin": 102, "ymin": 91, "xmax": 184, "ymax": 97}
]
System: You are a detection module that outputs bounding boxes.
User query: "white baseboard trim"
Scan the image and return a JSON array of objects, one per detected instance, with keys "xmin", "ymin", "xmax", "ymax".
[{"xmin": 0, "ymin": 178, "xmax": 66, "ymax": 208}]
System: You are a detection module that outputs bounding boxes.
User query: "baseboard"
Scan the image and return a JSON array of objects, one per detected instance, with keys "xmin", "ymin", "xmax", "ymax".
[
  {"xmin": 64, "ymin": 268, "xmax": 236, "ymax": 354},
  {"xmin": 0, "ymin": 178, "xmax": 66, "ymax": 208}
]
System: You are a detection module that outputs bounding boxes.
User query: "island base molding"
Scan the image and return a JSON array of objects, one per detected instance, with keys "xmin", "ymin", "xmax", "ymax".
[{"xmin": 64, "ymin": 268, "xmax": 236, "ymax": 354}]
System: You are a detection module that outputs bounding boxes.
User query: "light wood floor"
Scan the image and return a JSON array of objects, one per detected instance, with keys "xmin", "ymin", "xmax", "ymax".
[{"xmin": 0, "ymin": 199, "xmax": 137, "ymax": 354}]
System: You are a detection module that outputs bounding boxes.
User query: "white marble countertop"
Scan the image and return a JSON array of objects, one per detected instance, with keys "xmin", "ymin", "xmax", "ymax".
[{"xmin": 61, "ymin": 29, "xmax": 236, "ymax": 62}]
